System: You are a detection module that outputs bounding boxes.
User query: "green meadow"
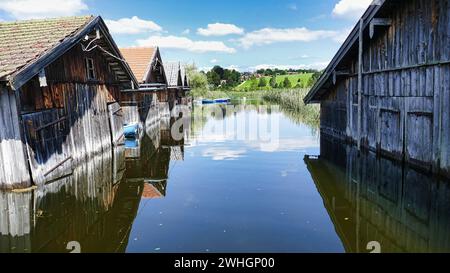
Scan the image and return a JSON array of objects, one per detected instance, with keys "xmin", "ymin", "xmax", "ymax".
[{"xmin": 236, "ymin": 73, "xmax": 314, "ymax": 91}]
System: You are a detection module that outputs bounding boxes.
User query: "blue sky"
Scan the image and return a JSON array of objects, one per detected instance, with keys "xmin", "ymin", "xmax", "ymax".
[{"xmin": 0, "ymin": 0, "xmax": 373, "ymax": 71}]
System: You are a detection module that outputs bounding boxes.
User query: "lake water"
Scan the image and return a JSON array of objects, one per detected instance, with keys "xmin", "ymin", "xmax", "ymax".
[{"xmin": 1, "ymin": 102, "xmax": 449, "ymax": 253}]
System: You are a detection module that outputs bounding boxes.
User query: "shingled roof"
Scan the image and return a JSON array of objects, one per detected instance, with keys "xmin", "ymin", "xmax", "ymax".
[
  {"xmin": 120, "ymin": 47, "xmax": 156, "ymax": 83},
  {"xmin": 0, "ymin": 16, "xmax": 94, "ymax": 80},
  {"xmin": 164, "ymin": 62, "xmax": 180, "ymax": 87}
]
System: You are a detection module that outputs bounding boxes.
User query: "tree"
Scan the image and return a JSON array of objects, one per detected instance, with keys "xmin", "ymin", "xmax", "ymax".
[
  {"xmin": 207, "ymin": 71, "xmax": 221, "ymax": 87},
  {"xmin": 212, "ymin": 66, "xmax": 225, "ymax": 79},
  {"xmin": 307, "ymin": 71, "xmax": 322, "ymax": 87},
  {"xmin": 269, "ymin": 76, "xmax": 277, "ymax": 88},
  {"xmin": 185, "ymin": 65, "xmax": 207, "ymax": 89},
  {"xmin": 258, "ymin": 77, "xmax": 267, "ymax": 87},
  {"xmin": 283, "ymin": 77, "xmax": 291, "ymax": 88}
]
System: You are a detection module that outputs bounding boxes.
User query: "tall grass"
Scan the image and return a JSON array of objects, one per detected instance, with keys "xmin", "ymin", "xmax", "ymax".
[{"xmin": 262, "ymin": 88, "xmax": 320, "ymax": 128}]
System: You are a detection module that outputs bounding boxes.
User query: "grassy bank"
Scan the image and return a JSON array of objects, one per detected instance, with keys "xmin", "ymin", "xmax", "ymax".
[
  {"xmin": 236, "ymin": 73, "xmax": 314, "ymax": 91},
  {"xmin": 191, "ymin": 88, "xmax": 320, "ymax": 129}
]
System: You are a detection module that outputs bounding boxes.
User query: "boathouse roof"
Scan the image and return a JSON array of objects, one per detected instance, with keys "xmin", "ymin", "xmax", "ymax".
[
  {"xmin": 0, "ymin": 15, "xmax": 138, "ymax": 89},
  {"xmin": 120, "ymin": 47, "xmax": 158, "ymax": 83},
  {"xmin": 164, "ymin": 62, "xmax": 181, "ymax": 87},
  {"xmin": 304, "ymin": 0, "xmax": 390, "ymax": 104}
]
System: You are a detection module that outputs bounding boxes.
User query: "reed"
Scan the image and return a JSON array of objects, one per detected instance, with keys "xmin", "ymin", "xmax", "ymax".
[{"xmin": 262, "ymin": 88, "xmax": 320, "ymax": 129}]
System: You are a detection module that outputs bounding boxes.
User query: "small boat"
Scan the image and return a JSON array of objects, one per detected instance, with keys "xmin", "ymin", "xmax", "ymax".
[
  {"xmin": 202, "ymin": 99, "xmax": 215, "ymax": 104},
  {"xmin": 124, "ymin": 138, "xmax": 139, "ymax": 148},
  {"xmin": 124, "ymin": 123, "xmax": 139, "ymax": 138},
  {"xmin": 214, "ymin": 98, "xmax": 231, "ymax": 104}
]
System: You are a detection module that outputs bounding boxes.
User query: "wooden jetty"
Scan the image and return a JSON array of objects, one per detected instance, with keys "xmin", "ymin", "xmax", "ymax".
[
  {"xmin": 304, "ymin": 0, "xmax": 450, "ymax": 177},
  {"xmin": 0, "ymin": 16, "xmax": 138, "ymax": 189}
]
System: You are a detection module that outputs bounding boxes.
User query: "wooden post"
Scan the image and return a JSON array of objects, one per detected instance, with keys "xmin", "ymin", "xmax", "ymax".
[{"xmin": 357, "ymin": 19, "xmax": 364, "ymax": 151}]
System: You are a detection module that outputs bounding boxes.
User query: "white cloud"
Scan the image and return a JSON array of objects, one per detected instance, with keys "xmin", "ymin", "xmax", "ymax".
[
  {"xmin": 239, "ymin": 27, "xmax": 340, "ymax": 48},
  {"xmin": 202, "ymin": 148, "xmax": 246, "ymax": 161},
  {"xmin": 182, "ymin": 29, "xmax": 190, "ymax": 35},
  {"xmin": 226, "ymin": 65, "xmax": 242, "ymax": 72},
  {"xmin": 331, "ymin": 27, "xmax": 353, "ymax": 43},
  {"xmin": 105, "ymin": 16, "xmax": 162, "ymax": 35},
  {"xmin": 197, "ymin": 23, "xmax": 244, "ymax": 36},
  {"xmin": 136, "ymin": 35, "xmax": 236, "ymax": 54},
  {"xmin": 0, "ymin": 0, "xmax": 88, "ymax": 19},
  {"xmin": 249, "ymin": 62, "xmax": 329, "ymax": 72},
  {"xmin": 332, "ymin": 0, "xmax": 373, "ymax": 19},
  {"xmin": 210, "ymin": 59, "xmax": 218, "ymax": 64}
]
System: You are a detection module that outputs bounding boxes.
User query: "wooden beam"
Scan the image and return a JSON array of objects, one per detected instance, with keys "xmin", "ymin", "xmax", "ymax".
[
  {"xmin": 358, "ymin": 18, "xmax": 364, "ymax": 151},
  {"xmin": 370, "ymin": 18, "xmax": 392, "ymax": 39},
  {"xmin": 332, "ymin": 70, "xmax": 350, "ymax": 85}
]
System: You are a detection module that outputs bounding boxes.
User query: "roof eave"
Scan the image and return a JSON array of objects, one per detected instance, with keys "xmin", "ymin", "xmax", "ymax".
[
  {"xmin": 9, "ymin": 16, "xmax": 139, "ymax": 90},
  {"xmin": 304, "ymin": 2, "xmax": 385, "ymax": 104}
]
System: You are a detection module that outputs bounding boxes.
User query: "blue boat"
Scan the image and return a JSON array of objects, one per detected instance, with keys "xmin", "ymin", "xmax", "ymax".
[
  {"xmin": 124, "ymin": 138, "xmax": 139, "ymax": 148},
  {"xmin": 214, "ymin": 98, "xmax": 231, "ymax": 103},
  {"xmin": 202, "ymin": 99, "xmax": 215, "ymax": 104},
  {"xmin": 124, "ymin": 123, "xmax": 139, "ymax": 138}
]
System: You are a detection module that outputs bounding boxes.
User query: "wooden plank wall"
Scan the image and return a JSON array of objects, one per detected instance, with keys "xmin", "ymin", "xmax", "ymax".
[
  {"xmin": 0, "ymin": 84, "xmax": 32, "ymax": 189},
  {"xmin": 14, "ymin": 42, "xmax": 127, "ymax": 186},
  {"xmin": 21, "ymin": 83, "xmax": 118, "ymax": 184},
  {"xmin": 322, "ymin": 0, "xmax": 450, "ymax": 175}
]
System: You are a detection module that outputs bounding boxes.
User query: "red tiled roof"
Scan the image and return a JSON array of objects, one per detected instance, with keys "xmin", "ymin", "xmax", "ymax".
[
  {"xmin": 120, "ymin": 47, "xmax": 156, "ymax": 83},
  {"xmin": 142, "ymin": 183, "xmax": 164, "ymax": 199}
]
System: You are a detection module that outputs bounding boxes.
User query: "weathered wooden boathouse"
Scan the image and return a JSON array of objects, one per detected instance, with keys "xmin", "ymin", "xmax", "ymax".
[
  {"xmin": 180, "ymin": 65, "xmax": 191, "ymax": 105},
  {"xmin": 304, "ymin": 0, "xmax": 450, "ymax": 177},
  {"xmin": 0, "ymin": 16, "xmax": 138, "ymax": 189},
  {"xmin": 164, "ymin": 62, "xmax": 183, "ymax": 109},
  {"xmin": 119, "ymin": 47, "xmax": 168, "ymax": 125}
]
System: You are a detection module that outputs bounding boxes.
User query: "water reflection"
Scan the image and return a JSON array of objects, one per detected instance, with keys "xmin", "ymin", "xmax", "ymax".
[
  {"xmin": 1, "ymin": 102, "xmax": 449, "ymax": 253},
  {"xmin": 0, "ymin": 147, "xmax": 142, "ymax": 253},
  {"xmin": 305, "ymin": 136, "xmax": 450, "ymax": 253},
  {"xmin": 0, "ymin": 106, "xmax": 188, "ymax": 253}
]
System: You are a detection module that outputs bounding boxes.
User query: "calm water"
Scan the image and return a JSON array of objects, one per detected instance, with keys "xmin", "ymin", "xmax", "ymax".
[{"xmin": 1, "ymin": 102, "xmax": 449, "ymax": 253}]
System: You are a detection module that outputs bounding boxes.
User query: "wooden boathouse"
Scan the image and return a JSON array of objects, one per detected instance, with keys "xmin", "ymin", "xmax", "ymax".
[
  {"xmin": 164, "ymin": 62, "xmax": 183, "ymax": 109},
  {"xmin": 119, "ymin": 47, "xmax": 168, "ymax": 125},
  {"xmin": 180, "ymin": 65, "xmax": 191, "ymax": 105},
  {"xmin": 0, "ymin": 16, "xmax": 138, "ymax": 189},
  {"xmin": 304, "ymin": 0, "xmax": 450, "ymax": 177}
]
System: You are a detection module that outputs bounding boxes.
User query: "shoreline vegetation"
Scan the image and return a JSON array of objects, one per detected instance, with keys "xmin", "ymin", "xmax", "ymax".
[{"xmin": 186, "ymin": 65, "xmax": 321, "ymax": 129}]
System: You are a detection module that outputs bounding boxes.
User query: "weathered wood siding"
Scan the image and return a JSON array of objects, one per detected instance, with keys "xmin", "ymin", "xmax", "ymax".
[
  {"xmin": 321, "ymin": 0, "xmax": 450, "ymax": 175},
  {"xmin": 0, "ymin": 84, "xmax": 31, "ymax": 189},
  {"xmin": 120, "ymin": 92, "xmax": 156, "ymax": 125},
  {"xmin": 15, "ymin": 43, "xmax": 126, "ymax": 185}
]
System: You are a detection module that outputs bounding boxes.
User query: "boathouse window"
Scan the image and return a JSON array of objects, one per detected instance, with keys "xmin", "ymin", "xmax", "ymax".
[{"xmin": 85, "ymin": 58, "xmax": 96, "ymax": 80}]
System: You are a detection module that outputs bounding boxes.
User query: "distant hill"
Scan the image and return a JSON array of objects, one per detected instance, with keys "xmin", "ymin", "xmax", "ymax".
[{"xmin": 237, "ymin": 73, "xmax": 314, "ymax": 91}]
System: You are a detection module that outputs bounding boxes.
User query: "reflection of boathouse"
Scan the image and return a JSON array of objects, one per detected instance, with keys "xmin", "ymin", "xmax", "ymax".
[
  {"xmin": 125, "ymin": 114, "xmax": 187, "ymax": 199},
  {"xmin": 0, "ymin": 149, "xmax": 143, "ymax": 253},
  {"xmin": 305, "ymin": 138, "xmax": 450, "ymax": 253}
]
